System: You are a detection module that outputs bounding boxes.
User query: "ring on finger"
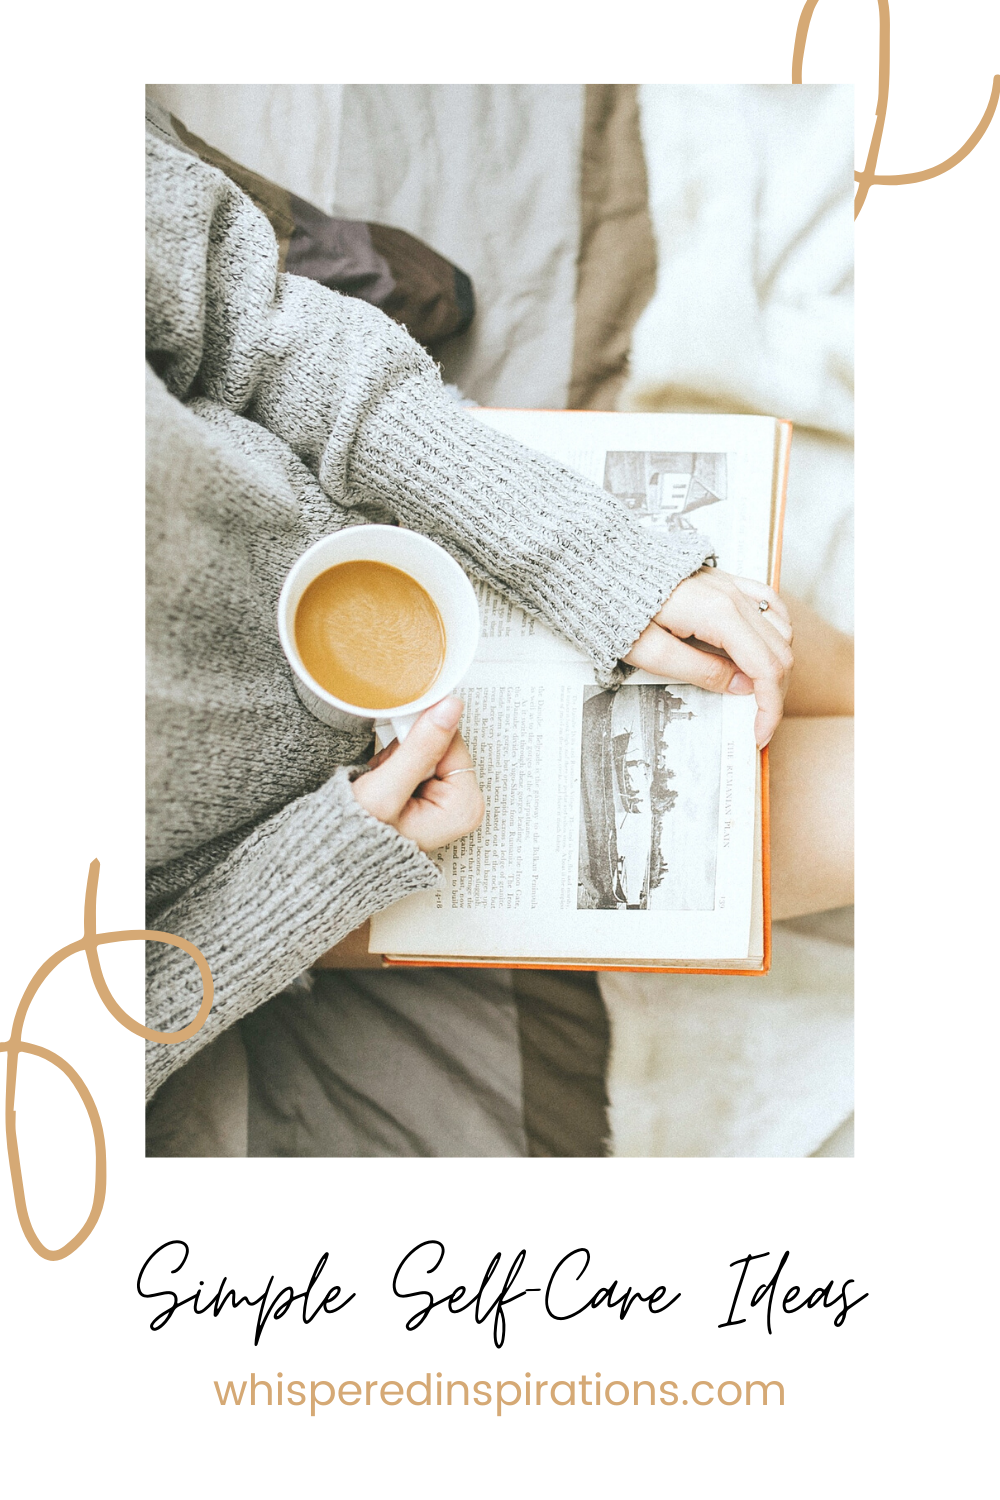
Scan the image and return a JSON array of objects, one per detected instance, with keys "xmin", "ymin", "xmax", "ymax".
[
  {"xmin": 757, "ymin": 599, "xmax": 770, "ymax": 613},
  {"xmin": 443, "ymin": 766, "xmax": 477, "ymax": 779}
]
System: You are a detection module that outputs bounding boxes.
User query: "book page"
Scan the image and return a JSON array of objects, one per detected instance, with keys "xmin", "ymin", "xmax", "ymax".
[
  {"xmin": 372, "ymin": 663, "xmax": 757, "ymax": 959},
  {"xmin": 369, "ymin": 412, "xmax": 775, "ymax": 961}
]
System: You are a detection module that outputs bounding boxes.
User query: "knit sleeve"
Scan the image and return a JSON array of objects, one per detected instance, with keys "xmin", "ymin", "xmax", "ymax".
[
  {"xmin": 144, "ymin": 767, "xmax": 439, "ymax": 1100},
  {"xmin": 347, "ymin": 383, "xmax": 714, "ymax": 679},
  {"xmin": 146, "ymin": 129, "xmax": 712, "ymax": 678}
]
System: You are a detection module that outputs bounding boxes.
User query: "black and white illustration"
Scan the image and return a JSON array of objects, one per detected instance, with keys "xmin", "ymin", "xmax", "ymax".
[
  {"xmin": 577, "ymin": 684, "xmax": 723, "ymax": 911},
  {"xmin": 603, "ymin": 450, "xmax": 728, "ymax": 534}
]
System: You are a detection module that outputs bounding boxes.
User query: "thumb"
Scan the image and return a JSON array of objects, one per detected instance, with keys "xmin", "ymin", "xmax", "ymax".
[{"xmin": 366, "ymin": 697, "xmax": 465, "ymax": 818}]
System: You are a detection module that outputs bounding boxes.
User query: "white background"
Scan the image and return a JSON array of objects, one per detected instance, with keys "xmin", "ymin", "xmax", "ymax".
[{"xmin": 1, "ymin": 1, "xmax": 997, "ymax": 1494}]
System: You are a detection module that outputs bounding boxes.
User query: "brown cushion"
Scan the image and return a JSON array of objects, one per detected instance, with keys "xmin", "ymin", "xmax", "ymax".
[{"xmin": 167, "ymin": 112, "xmax": 475, "ymax": 352}]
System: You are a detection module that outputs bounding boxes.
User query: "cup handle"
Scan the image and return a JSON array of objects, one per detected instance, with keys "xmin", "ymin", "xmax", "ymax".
[{"xmin": 373, "ymin": 712, "xmax": 420, "ymax": 748}]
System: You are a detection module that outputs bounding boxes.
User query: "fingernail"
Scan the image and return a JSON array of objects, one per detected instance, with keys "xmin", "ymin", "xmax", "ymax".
[
  {"xmin": 429, "ymin": 695, "xmax": 463, "ymax": 729},
  {"xmin": 727, "ymin": 672, "xmax": 754, "ymax": 694}
]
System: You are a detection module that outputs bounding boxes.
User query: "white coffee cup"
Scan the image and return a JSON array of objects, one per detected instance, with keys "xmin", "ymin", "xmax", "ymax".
[{"xmin": 277, "ymin": 525, "xmax": 480, "ymax": 745}]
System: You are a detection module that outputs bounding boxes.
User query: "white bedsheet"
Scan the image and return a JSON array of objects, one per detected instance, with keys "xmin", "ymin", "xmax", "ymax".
[{"xmin": 624, "ymin": 86, "xmax": 854, "ymax": 441}]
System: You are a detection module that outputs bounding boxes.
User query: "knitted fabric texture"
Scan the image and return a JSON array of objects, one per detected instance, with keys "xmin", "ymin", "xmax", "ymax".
[{"xmin": 145, "ymin": 123, "xmax": 713, "ymax": 1098}]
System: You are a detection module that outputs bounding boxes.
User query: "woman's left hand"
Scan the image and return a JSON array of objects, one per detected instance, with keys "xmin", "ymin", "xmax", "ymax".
[{"xmin": 624, "ymin": 568, "xmax": 794, "ymax": 747}]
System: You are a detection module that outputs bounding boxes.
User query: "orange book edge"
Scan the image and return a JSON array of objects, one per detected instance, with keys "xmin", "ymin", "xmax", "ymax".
[{"xmin": 375, "ymin": 416, "xmax": 792, "ymax": 979}]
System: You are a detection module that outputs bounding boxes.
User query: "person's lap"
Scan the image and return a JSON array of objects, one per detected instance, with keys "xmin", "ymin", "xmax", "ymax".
[{"xmin": 768, "ymin": 596, "xmax": 854, "ymax": 921}]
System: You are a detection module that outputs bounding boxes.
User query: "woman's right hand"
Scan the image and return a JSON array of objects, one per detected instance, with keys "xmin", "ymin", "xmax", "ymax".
[
  {"xmin": 624, "ymin": 568, "xmax": 794, "ymax": 748},
  {"xmin": 351, "ymin": 696, "xmax": 485, "ymax": 853}
]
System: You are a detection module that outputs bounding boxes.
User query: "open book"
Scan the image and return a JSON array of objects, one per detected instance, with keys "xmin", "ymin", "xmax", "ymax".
[{"xmin": 349, "ymin": 411, "xmax": 787, "ymax": 974}]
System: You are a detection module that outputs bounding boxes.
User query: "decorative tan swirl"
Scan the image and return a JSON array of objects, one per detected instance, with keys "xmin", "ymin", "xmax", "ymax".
[
  {"xmin": 1, "ymin": 861, "xmax": 212, "ymax": 1260},
  {"xmin": 793, "ymin": 0, "xmax": 998, "ymax": 217}
]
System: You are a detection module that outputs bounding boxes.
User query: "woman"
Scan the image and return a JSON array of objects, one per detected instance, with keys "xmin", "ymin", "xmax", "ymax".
[{"xmin": 145, "ymin": 105, "xmax": 850, "ymax": 1153}]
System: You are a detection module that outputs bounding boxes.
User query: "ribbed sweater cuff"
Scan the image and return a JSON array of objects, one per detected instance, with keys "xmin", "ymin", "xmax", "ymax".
[
  {"xmin": 348, "ymin": 375, "xmax": 715, "ymax": 680},
  {"xmin": 144, "ymin": 766, "xmax": 439, "ymax": 1099}
]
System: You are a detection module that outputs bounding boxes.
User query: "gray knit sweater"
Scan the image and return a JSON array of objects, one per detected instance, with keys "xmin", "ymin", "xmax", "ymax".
[{"xmin": 145, "ymin": 110, "xmax": 712, "ymax": 1098}]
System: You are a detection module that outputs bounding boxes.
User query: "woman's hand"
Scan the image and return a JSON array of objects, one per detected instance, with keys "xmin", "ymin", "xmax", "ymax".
[
  {"xmin": 351, "ymin": 696, "xmax": 485, "ymax": 852},
  {"xmin": 624, "ymin": 569, "xmax": 794, "ymax": 748}
]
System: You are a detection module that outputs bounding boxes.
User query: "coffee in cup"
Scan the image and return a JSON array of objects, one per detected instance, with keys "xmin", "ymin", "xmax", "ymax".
[
  {"xmin": 277, "ymin": 525, "xmax": 480, "ymax": 745},
  {"xmin": 294, "ymin": 560, "xmax": 446, "ymax": 712}
]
